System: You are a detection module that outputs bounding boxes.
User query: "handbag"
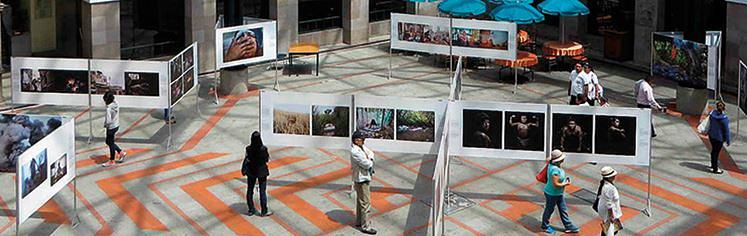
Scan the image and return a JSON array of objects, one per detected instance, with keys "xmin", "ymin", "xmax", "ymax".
[
  {"xmin": 697, "ymin": 114, "xmax": 711, "ymax": 134},
  {"xmin": 535, "ymin": 163, "xmax": 549, "ymax": 183}
]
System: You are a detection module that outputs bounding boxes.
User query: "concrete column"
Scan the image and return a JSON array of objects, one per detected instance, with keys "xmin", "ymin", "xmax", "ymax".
[
  {"xmin": 270, "ymin": 0, "xmax": 298, "ymax": 53},
  {"xmin": 632, "ymin": 0, "xmax": 665, "ymax": 66},
  {"xmin": 416, "ymin": 2, "xmax": 440, "ymax": 16},
  {"xmin": 81, "ymin": 2, "xmax": 121, "ymax": 59},
  {"xmin": 185, "ymin": 0, "xmax": 216, "ymax": 72},
  {"xmin": 343, "ymin": 0, "xmax": 369, "ymax": 44},
  {"xmin": 724, "ymin": 1, "xmax": 747, "ymax": 94}
]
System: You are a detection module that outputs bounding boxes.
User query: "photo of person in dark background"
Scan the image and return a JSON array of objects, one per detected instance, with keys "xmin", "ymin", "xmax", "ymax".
[
  {"xmin": 125, "ymin": 72, "xmax": 159, "ymax": 96},
  {"xmin": 21, "ymin": 69, "xmax": 89, "ymax": 94},
  {"xmin": 170, "ymin": 55, "xmax": 182, "ymax": 82},
  {"xmin": 183, "ymin": 47, "xmax": 194, "ymax": 70},
  {"xmin": 223, "ymin": 27, "xmax": 264, "ymax": 63},
  {"xmin": 504, "ymin": 112, "xmax": 544, "ymax": 151},
  {"xmin": 21, "ymin": 149, "xmax": 47, "ymax": 198},
  {"xmin": 553, "ymin": 114, "xmax": 593, "ymax": 153},
  {"xmin": 595, "ymin": 116, "xmax": 637, "ymax": 156},
  {"xmin": 463, "ymin": 110, "xmax": 502, "ymax": 149}
]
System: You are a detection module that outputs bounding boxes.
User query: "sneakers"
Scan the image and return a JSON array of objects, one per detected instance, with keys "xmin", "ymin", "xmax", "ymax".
[
  {"xmin": 543, "ymin": 227, "xmax": 555, "ymax": 233},
  {"xmin": 101, "ymin": 160, "xmax": 116, "ymax": 167},
  {"xmin": 261, "ymin": 211, "xmax": 274, "ymax": 217},
  {"xmin": 116, "ymin": 151, "xmax": 127, "ymax": 163},
  {"xmin": 360, "ymin": 227, "xmax": 377, "ymax": 235}
]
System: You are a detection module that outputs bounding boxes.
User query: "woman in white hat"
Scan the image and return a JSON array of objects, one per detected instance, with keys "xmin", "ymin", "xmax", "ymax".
[
  {"xmin": 596, "ymin": 166, "xmax": 622, "ymax": 235},
  {"xmin": 541, "ymin": 150, "xmax": 579, "ymax": 233}
]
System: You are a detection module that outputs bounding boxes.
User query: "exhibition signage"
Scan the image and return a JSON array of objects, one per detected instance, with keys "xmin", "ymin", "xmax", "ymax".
[
  {"xmin": 13, "ymin": 114, "xmax": 76, "ymax": 225},
  {"xmin": 651, "ymin": 32, "xmax": 709, "ymax": 88},
  {"xmin": 169, "ymin": 43, "xmax": 199, "ymax": 107},
  {"xmin": 11, "ymin": 57, "xmax": 170, "ymax": 109},
  {"xmin": 390, "ymin": 13, "xmax": 518, "ymax": 60},
  {"xmin": 260, "ymin": 91, "xmax": 448, "ymax": 154},
  {"xmin": 215, "ymin": 20, "xmax": 278, "ymax": 69}
]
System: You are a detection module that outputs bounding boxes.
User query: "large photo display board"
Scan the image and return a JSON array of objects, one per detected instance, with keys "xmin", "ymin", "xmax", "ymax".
[
  {"xmin": 651, "ymin": 32, "xmax": 708, "ymax": 88},
  {"xmin": 391, "ymin": 13, "xmax": 518, "ymax": 60},
  {"xmin": 549, "ymin": 105, "xmax": 651, "ymax": 166},
  {"xmin": 739, "ymin": 60, "xmax": 746, "ymax": 114},
  {"xmin": 260, "ymin": 91, "xmax": 448, "ymax": 154},
  {"xmin": 12, "ymin": 57, "xmax": 171, "ymax": 108},
  {"xmin": 15, "ymin": 115, "xmax": 75, "ymax": 224},
  {"xmin": 215, "ymin": 20, "xmax": 278, "ymax": 69},
  {"xmin": 449, "ymin": 101, "xmax": 548, "ymax": 161},
  {"xmin": 169, "ymin": 43, "xmax": 199, "ymax": 106}
]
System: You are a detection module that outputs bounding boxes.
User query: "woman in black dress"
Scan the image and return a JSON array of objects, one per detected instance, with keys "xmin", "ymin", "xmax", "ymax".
[{"xmin": 242, "ymin": 131, "xmax": 273, "ymax": 216}]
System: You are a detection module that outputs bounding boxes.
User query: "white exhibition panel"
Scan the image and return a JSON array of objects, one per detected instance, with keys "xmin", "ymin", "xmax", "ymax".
[
  {"xmin": 354, "ymin": 94, "xmax": 447, "ymax": 155},
  {"xmin": 449, "ymin": 101, "xmax": 548, "ymax": 161},
  {"xmin": 260, "ymin": 90, "xmax": 353, "ymax": 150},
  {"xmin": 11, "ymin": 57, "xmax": 171, "ymax": 109},
  {"xmin": 170, "ymin": 43, "xmax": 200, "ymax": 107},
  {"xmin": 550, "ymin": 105, "xmax": 651, "ymax": 166},
  {"xmin": 390, "ymin": 13, "xmax": 517, "ymax": 60},
  {"xmin": 89, "ymin": 59, "xmax": 170, "ymax": 108},
  {"xmin": 16, "ymin": 116, "xmax": 75, "ymax": 224},
  {"xmin": 215, "ymin": 21, "xmax": 278, "ymax": 69},
  {"xmin": 11, "ymin": 57, "xmax": 90, "ymax": 106}
]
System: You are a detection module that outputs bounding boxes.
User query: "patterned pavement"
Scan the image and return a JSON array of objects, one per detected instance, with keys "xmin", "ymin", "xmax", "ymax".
[{"xmin": 0, "ymin": 42, "xmax": 745, "ymax": 235}]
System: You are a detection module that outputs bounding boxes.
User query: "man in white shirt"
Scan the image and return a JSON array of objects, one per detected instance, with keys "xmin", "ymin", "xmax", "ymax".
[
  {"xmin": 635, "ymin": 76, "xmax": 664, "ymax": 137},
  {"xmin": 568, "ymin": 63, "xmax": 583, "ymax": 105},
  {"xmin": 350, "ymin": 131, "xmax": 377, "ymax": 235},
  {"xmin": 581, "ymin": 63, "xmax": 600, "ymax": 106}
]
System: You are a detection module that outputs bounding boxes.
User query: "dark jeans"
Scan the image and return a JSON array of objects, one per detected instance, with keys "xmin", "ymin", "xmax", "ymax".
[
  {"xmin": 709, "ymin": 138, "xmax": 723, "ymax": 171},
  {"xmin": 247, "ymin": 176, "xmax": 268, "ymax": 214},
  {"xmin": 106, "ymin": 127, "xmax": 121, "ymax": 161},
  {"xmin": 541, "ymin": 193, "xmax": 577, "ymax": 231},
  {"xmin": 569, "ymin": 95, "xmax": 578, "ymax": 105},
  {"xmin": 637, "ymin": 104, "xmax": 656, "ymax": 136},
  {"xmin": 588, "ymin": 98, "xmax": 596, "ymax": 106}
]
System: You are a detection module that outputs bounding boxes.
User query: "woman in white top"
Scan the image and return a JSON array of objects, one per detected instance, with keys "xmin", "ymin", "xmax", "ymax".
[
  {"xmin": 596, "ymin": 166, "xmax": 622, "ymax": 235},
  {"xmin": 102, "ymin": 92, "xmax": 126, "ymax": 167},
  {"xmin": 582, "ymin": 63, "xmax": 600, "ymax": 106}
]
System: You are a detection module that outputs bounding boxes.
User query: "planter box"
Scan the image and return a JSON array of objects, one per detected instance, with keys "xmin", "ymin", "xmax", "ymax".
[{"xmin": 676, "ymin": 85, "xmax": 708, "ymax": 115}]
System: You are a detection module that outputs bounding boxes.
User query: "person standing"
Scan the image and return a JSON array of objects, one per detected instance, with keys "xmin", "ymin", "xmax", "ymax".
[
  {"xmin": 241, "ymin": 131, "xmax": 273, "ymax": 216},
  {"xmin": 102, "ymin": 92, "xmax": 126, "ymax": 167},
  {"xmin": 634, "ymin": 76, "xmax": 664, "ymax": 137},
  {"xmin": 580, "ymin": 63, "xmax": 600, "ymax": 106},
  {"xmin": 568, "ymin": 63, "xmax": 583, "ymax": 105},
  {"xmin": 541, "ymin": 150, "xmax": 579, "ymax": 233},
  {"xmin": 707, "ymin": 101, "xmax": 731, "ymax": 174},
  {"xmin": 350, "ymin": 131, "xmax": 377, "ymax": 235},
  {"xmin": 596, "ymin": 166, "xmax": 622, "ymax": 236}
]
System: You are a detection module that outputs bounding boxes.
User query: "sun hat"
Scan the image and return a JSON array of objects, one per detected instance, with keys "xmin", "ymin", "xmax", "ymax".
[
  {"xmin": 548, "ymin": 149, "xmax": 565, "ymax": 163},
  {"xmin": 601, "ymin": 166, "xmax": 617, "ymax": 178}
]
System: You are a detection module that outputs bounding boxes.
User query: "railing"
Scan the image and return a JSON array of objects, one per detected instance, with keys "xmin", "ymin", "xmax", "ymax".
[
  {"xmin": 120, "ymin": 41, "xmax": 181, "ymax": 60},
  {"xmin": 299, "ymin": 16, "xmax": 342, "ymax": 34}
]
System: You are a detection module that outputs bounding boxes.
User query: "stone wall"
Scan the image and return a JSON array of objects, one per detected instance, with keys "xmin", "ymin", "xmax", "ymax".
[
  {"xmin": 81, "ymin": 2, "xmax": 121, "ymax": 59},
  {"xmin": 724, "ymin": 1, "xmax": 747, "ymax": 94},
  {"xmin": 186, "ymin": 0, "xmax": 216, "ymax": 72}
]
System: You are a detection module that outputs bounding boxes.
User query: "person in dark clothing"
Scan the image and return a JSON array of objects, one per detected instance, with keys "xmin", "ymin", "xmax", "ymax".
[
  {"xmin": 707, "ymin": 101, "xmax": 731, "ymax": 174},
  {"xmin": 241, "ymin": 131, "xmax": 273, "ymax": 216}
]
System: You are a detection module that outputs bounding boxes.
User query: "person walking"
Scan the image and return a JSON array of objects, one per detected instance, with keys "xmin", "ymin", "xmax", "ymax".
[
  {"xmin": 541, "ymin": 150, "xmax": 579, "ymax": 233},
  {"xmin": 707, "ymin": 101, "xmax": 731, "ymax": 174},
  {"xmin": 102, "ymin": 92, "xmax": 126, "ymax": 167},
  {"xmin": 241, "ymin": 131, "xmax": 273, "ymax": 216},
  {"xmin": 634, "ymin": 76, "xmax": 664, "ymax": 137},
  {"xmin": 596, "ymin": 166, "xmax": 622, "ymax": 236},
  {"xmin": 580, "ymin": 63, "xmax": 600, "ymax": 106},
  {"xmin": 350, "ymin": 131, "xmax": 377, "ymax": 235},
  {"xmin": 568, "ymin": 63, "xmax": 583, "ymax": 105}
]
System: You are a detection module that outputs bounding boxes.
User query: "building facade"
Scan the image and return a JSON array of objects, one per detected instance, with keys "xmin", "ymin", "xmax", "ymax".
[{"xmin": 0, "ymin": 0, "xmax": 743, "ymax": 93}]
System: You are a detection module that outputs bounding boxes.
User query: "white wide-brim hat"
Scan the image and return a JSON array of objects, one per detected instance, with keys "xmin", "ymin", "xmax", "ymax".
[
  {"xmin": 601, "ymin": 166, "xmax": 617, "ymax": 178},
  {"xmin": 548, "ymin": 149, "xmax": 566, "ymax": 163}
]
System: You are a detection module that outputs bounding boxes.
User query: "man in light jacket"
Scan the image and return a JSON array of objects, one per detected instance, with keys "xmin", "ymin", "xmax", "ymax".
[{"xmin": 350, "ymin": 131, "xmax": 377, "ymax": 235}]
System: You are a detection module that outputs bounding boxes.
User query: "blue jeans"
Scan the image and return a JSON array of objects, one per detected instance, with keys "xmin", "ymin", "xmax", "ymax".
[
  {"xmin": 105, "ymin": 127, "xmax": 121, "ymax": 161},
  {"xmin": 541, "ymin": 193, "xmax": 577, "ymax": 230}
]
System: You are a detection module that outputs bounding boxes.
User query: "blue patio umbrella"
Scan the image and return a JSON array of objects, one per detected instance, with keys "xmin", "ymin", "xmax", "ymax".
[
  {"xmin": 489, "ymin": 1, "xmax": 545, "ymax": 24},
  {"xmin": 438, "ymin": 0, "xmax": 487, "ymax": 17},
  {"xmin": 537, "ymin": 0, "xmax": 589, "ymax": 42}
]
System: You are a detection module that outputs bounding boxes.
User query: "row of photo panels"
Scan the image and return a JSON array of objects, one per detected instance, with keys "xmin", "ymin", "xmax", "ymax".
[
  {"xmin": 169, "ymin": 46, "xmax": 196, "ymax": 106},
  {"xmin": 21, "ymin": 68, "xmax": 160, "ymax": 97},
  {"xmin": 272, "ymin": 104, "xmax": 437, "ymax": 143},
  {"xmin": 463, "ymin": 109, "xmax": 637, "ymax": 156}
]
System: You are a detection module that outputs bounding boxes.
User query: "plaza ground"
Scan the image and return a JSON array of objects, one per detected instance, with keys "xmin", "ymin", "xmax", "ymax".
[{"xmin": 0, "ymin": 41, "xmax": 745, "ymax": 235}]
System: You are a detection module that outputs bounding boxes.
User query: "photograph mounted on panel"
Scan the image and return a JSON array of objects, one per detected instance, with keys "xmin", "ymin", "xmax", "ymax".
[
  {"xmin": 398, "ymin": 22, "xmax": 450, "ymax": 46},
  {"xmin": 20, "ymin": 69, "xmax": 89, "ymax": 94},
  {"xmin": 183, "ymin": 68, "xmax": 195, "ymax": 94},
  {"xmin": 740, "ymin": 62, "xmax": 747, "ymax": 114},
  {"xmin": 552, "ymin": 114, "xmax": 593, "ymax": 154},
  {"xmin": 170, "ymin": 78, "xmax": 183, "ymax": 106},
  {"xmin": 89, "ymin": 70, "xmax": 126, "ymax": 95},
  {"xmin": 21, "ymin": 149, "xmax": 47, "ymax": 198},
  {"xmin": 0, "ymin": 114, "xmax": 63, "ymax": 172},
  {"xmin": 124, "ymin": 72, "xmax": 160, "ymax": 96},
  {"xmin": 463, "ymin": 109, "xmax": 502, "ymax": 149},
  {"xmin": 311, "ymin": 105, "xmax": 350, "ymax": 137},
  {"xmin": 651, "ymin": 33, "xmax": 708, "ymax": 88},
  {"xmin": 595, "ymin": 115, "xmax": 637, "ymax": 156},
  {"xmin": 183, "ymin": 47, "xmax": 195, "ymax": 71},
  {"xmin": 504, "ymin": 112, "xmax": 544, "ymax": 151},
  {"xmin": 273, "ymin": 104, "xmax": 310, "ymax": 135},
  {"xmin": 170, "ymin": 55, "xmax": 183, "ymax": 82},
  {"xmin": 222, "ymin": 27, "xmax": 264, "ymax": 63},
  {"xmin": 396, "ymin": 109, "xmax": 435, "ymax": 142},
  {"xmin": 50, "ymin": 153, "xmax": 68, "ymax": 186},
  {"xmin": 356, "ymin": 107, "xmax": 395, "ymax": 140},
  {"xmin": 452, "ymin": 28, "xmax": 509, "ymax": 50}
]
